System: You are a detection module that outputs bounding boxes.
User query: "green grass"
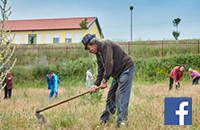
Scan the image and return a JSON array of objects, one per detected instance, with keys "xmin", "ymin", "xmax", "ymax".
[
  {"xmin": 0, "ymin": 81, "xmax": 199, "ymax": 130},
  {"xmin": 1, "ymin": 39, "xmax": 199, "ymax": 129}
]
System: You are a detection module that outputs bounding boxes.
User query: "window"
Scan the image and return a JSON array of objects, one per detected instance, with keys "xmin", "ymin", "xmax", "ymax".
[
  {"xmin": 24, "ymin": 34, "xmax": 27, "ymax": 43},
  {"xmin": 38, "ymin": 34, "xmax": 41, "ymax": 44},
  {"xmin": 65, "ymin": 38, "xmax": 72, "ymax": 43},
  {"xmin": 53, "ymin": 33, "xmax": 60, "ymax": 43},
  {"xmin": 65, "ymin": 33, "xmax": 72, "ymax": 43},
  {"xmin": 15, "ymin": 34, "xmax": 21, "ymax": 44},
  {"xmin": 44, "ymin": 34, "xmax": 51, "ymax": 43},
  {"xmin": 28, "ymin": 34, "xmax": 36, "ymax": 44},
  {"xmin": 7, "ymin": 35, "xmax": 13, "ymax": 43},
  {"xmin": 74, "ymin": 33, "xmax": 81, "ymax": 43}
]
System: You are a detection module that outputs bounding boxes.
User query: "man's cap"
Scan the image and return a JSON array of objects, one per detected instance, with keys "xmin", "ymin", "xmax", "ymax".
[
  {"xmin": 81, "ymin": 34, "xmax": 96, "ymax": 50},
  {"xmin": 188, "ymin": 68, "xmax": 193, "ymax": 71}
]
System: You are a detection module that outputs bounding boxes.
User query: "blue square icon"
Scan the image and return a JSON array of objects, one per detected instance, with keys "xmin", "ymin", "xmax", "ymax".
[{"xmin": 165, "ymin": 97, "xmax": 192, "ymax": 125}]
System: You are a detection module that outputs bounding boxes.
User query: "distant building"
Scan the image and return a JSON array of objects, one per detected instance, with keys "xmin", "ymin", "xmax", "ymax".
[{"xmin": 4, "ymin": 17, "xmax": 103, "ymax": 44}]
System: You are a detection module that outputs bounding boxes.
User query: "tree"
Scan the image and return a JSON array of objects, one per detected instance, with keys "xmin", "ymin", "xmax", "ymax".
[
  {"xmin": 79, "ymin": 18, "xmax": 88, "ymax": 38},
  {"xmin": 172, "ymin": 31, "xmax": 180, "ymax": 40},
  {"xmin": 30, "ymin": 35, "xmax": 35, "ymax": 44},
  {"xmin": 79, "ymin": 18, "xmax": 88, "ymax": 29},
  {"xmin": 172, "ymin": 18, "xmax": 181, "ymax": 32},
  {"xmin": 0, "ymin": 0, "xmax": 17, "ymax": 92},
  {"xmin": 172, "ymin": 18, "xmax": 181, "ymax": 40}
]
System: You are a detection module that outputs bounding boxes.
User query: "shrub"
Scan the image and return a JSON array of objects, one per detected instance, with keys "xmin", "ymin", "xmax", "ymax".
[
  {"xmin": 133, "ymin": 54, "xmax": 200, "ymax": 83},
  {"xmin": 11, "ymin": 54, "xmax": 200, "ymax": 85}
]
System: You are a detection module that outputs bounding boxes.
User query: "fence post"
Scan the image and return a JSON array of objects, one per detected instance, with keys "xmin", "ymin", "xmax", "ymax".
[
  {"xmin": 37, "ymin": 45, "xmax": 40, "ymax": 64},
  {"xmin": 162, "ymin": 41, "xmax": 163, "ymax": 57},
  {"xmin": 66, "ymin": 46, "xmax": 68, "ymax": 59},
  {"xmin": 198, "ymin": 40, "xmax": 199, "ymax": 54},
  {"xmin": 128, "ymin": 42, "xmax": 130, "ymax": 55}
]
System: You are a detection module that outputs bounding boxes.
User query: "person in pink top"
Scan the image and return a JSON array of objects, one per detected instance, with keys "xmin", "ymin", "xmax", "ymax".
[
  {"xmin": 188, "ymin": 68, "xmax": 200, "ymax": 84},
  {"xmin": 169, "ymin": 64, "xmax": 186, "ymax": 91}
]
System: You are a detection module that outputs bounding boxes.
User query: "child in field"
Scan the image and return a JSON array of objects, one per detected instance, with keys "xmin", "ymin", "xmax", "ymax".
[
  {"xmin": 169, "ymin": 64, "xmax": 186, "ymax": 91},
  {"xmin": 188, "ymin": 68, "xmax": 200, "ymax": 84},
  {"xmin": 86, "ymin": 67, "xmax": 93, "ymax": 88}
]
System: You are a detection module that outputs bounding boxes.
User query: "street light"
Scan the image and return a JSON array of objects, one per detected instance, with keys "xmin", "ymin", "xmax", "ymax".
[{"xmin": 129, "ymin": 6, "xmax": 134, "ymax": 42}]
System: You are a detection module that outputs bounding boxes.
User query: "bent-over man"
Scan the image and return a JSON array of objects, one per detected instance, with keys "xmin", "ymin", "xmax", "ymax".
[
  {"xmin": 82, "ymin": 34, "xmax": 135, "ymax": 127},
  {"xmin": 46, "ymin": 71, "xmax": 60, "ymax": 99}
]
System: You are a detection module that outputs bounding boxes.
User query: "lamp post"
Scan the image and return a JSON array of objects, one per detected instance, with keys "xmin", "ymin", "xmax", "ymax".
[
  {"xmin": 129, "ymin": 6, "xmax": 133, "ymax": 55},
  {"xmin": 129, "ymin": 6, "xmax": 133, "ymax": 42}
]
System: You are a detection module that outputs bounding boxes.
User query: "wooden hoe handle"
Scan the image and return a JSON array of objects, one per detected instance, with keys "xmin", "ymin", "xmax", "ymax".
[{"xmin": 36, "ymin": 87, "xmax": 99, "ymax": 113}]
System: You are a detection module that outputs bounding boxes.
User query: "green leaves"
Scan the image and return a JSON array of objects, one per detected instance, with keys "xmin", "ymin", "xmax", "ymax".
[
  {"xmin": 172, "ymin": 31, "xmax": 180, "ymax": 40},
  {"xmin": 80, "ymin": 89, "xmax": 104, "ymax": 105},
  {"xmin": 79, "ymin": 18, "xmax": 88, "ymax": 29},
  {"xmin": 172, "ymin": 18, "xmax": 181, "ymax": 28}
]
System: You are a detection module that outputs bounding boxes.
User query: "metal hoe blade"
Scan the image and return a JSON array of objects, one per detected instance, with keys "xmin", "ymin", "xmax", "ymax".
[{"xmin": 35, "ymin": 112, "xmax": 51, "ymax": 130}]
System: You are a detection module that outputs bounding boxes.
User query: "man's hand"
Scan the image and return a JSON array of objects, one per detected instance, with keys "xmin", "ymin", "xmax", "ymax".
[
  {"xmin": 8, "ymin": 77, "xmax": 11, "ymax": 80},
  {"xmin": 54, "ymin": 93, "xmax": 57, "ymax": 97},
  {"xmin": 100, "ymin": 81, "xmax": 107, "ymax": 89},
  {"xmin": 175, "ymin": 82, "xmax": 179, "ymax": 86},
  {"xmin": 90, "ymin": 85, "xmax": 98, "ymax": 94}
]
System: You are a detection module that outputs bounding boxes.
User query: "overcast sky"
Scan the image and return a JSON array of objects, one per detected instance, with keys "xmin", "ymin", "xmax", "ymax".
[{"xmin": 6, "ymin": 0, "xmax": 200, "ymax": 41}]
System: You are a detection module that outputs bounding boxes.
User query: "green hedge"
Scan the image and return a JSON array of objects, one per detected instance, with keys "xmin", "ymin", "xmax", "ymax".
[
  {"xmin": 12, "ymin": 57, "xmax": 97, "ymax": 83},
  {"xmin": 11, "ymin": 54, "xmax": 200, "ymax": 84},
  {"xmin": 133, "ymin": 54, "xmax": 200, "ymax": 82}
]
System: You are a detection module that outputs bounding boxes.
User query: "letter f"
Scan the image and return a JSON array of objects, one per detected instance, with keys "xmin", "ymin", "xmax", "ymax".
[{"xmin": 176, "ymin": 101, "xmax": 189, "ymax": 125}]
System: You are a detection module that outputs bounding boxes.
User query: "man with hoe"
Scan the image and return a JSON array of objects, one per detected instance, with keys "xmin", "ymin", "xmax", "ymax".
[{"xmin": 82, "ymin": 34, "xmax": 135, "ymax": 127}]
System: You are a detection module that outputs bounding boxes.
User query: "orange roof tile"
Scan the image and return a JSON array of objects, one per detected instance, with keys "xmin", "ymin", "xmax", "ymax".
[{"xmin": 4, "ymin": 17, "xmax": 96, "ymax": 31}]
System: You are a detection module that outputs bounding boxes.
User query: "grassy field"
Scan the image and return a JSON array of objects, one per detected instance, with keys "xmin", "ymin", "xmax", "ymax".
[
  {"xmin": 2, "ymin": 40, "xmax": 200, "ymax": 129},
  {"xmin": 0, "ymin": 81, "xmax": 199, "ymax": 130}
]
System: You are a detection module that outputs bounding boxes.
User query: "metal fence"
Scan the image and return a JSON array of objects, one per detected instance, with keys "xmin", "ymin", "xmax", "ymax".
[
  {"xmin": 119, "ymin": 40, "xmax": 200, "ymax": 58},
  {"xmin": 10, "ymin": 40, "xmax": 200, "ymax": 66}
]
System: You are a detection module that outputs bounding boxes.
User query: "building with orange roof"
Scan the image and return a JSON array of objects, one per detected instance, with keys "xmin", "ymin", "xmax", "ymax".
[{"xmin": 4, "ymin": 17, "xmax": 103, "ymax": 44}]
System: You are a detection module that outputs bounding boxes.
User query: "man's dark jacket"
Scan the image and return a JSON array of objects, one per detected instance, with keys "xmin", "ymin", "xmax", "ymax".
[{"xmin": 94, "ymin": 40, "xmax": 134, "ymax": 86}]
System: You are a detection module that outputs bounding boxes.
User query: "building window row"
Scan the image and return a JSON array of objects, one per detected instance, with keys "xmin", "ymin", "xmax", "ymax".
[{"xmin": 9, "ymin": 33, "xmax": 82, "ymax": 44}]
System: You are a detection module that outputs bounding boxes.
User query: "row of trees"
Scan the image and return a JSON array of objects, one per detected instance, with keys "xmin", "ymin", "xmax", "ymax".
[{"xmin": 80, "ymin": 17, "xmax": 182, "ymax": 41}]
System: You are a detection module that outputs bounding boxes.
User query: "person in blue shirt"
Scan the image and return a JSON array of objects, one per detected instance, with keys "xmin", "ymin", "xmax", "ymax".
[{"xmin": 46, "ymin": 71, "xmax": 60, "ymax": 99}]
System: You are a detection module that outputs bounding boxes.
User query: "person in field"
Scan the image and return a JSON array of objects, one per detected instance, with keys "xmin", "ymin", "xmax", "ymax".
[
  {"xmin": 188, "ymin": 68, "xmax": 200, "ymax": 85},
  {"xmin": 82, "ymin": 34, "xmax": 135, "ymax": 128},
  {"xmin": 46, "ymin": 71, "xmax": 60, "ymax": 99},
  {"xmin": 1, "ymin": 67, "xmax": 13, "ymax": 99},
  {"xmin": 86, "ymin": 67, "xmax": 93, "ymax": 87},
  {"xmin": 169, "ymin": 64, "xmax": 186, "ymax": 90}
]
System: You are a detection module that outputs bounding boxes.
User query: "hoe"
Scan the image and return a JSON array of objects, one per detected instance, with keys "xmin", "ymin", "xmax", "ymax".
[{"xmin": 35, "ymin": 88, "xmax": 99, "ymax": 129}]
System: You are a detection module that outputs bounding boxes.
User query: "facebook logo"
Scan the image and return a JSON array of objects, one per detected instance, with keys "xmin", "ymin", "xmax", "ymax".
[{"xmin": 165, "ymin": 97, "xmax": 192, "ymax": 125}]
